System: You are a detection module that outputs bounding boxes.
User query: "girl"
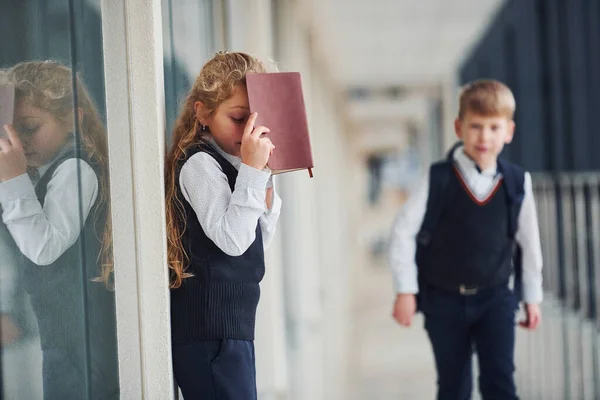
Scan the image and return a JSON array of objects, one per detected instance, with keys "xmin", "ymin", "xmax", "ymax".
[
  {"xmin": 0, "ymin": 61, "xmax": 119, "ymax": 399},
  {"xmin": 165, "ymin": 51, "xmax": 282, "ymax": 399}
]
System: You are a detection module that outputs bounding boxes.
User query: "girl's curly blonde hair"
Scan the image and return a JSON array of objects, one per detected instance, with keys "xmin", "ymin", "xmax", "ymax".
[
  {"xmin": 2, "ymin": 61, "xmax": 114, "ymax": 287},
  {"xmin": 165, "ymin": 51, "xmax": 267, "ymax": 289}
]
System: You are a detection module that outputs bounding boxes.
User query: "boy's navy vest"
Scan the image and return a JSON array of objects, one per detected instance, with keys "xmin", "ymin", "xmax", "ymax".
[
  {"xmin": 170, "ymin": 143, "xmax": 265, "ymax": 342},
  {"xmin": 22, "ymin": 148, "xmax": 119, "ymax": 394},
  {"xmin": 415, "ymin": 143, "xmax": 526, "ymax": 304}
]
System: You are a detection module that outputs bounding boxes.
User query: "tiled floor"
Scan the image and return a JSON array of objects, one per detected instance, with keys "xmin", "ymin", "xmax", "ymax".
[
  {"xmin": 348, "ymin": 266, "xmax": 437, "ymax": 399},
  {"xmin": 348, "ymin": 266, "xmax": 573, "ymax": 400}
]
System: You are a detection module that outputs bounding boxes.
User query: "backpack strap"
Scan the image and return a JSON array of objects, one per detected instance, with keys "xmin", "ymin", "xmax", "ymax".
[
  {"xmin": 497, "ymin": 158, "xmax": 527, "ymax": 302},
  {"xmin": 497, "ymin": 158, "xmax": 526, "ymax": 237},
  {"xmin": 415, "ymin": 145, "xmax": 460, "ymax": 311},
  {"xmin": 416, "ymin": 142, "xmax": 462, "ymax": 248},
  {"xmin": 416, "ymin": 162, "xmax": 453, "ymax": 247}
]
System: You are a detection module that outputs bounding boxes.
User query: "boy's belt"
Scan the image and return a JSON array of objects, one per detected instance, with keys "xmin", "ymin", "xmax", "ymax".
[
  {"xmin": 459, "ymin": 284, "xmax": 479, "ymax": 295},
  {"xmin": 429, "ymin": 280, "xmax": 509, "ymax": 296}
]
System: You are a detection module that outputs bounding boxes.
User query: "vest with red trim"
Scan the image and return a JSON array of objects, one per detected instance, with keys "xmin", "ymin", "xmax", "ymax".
[
  {"xmin": 417, "ymin": 165, "xmax": 513, "ymax": 290},
  {"xmin": 415, "ymin": 141, "xmax": 527, "ymax": 296}
]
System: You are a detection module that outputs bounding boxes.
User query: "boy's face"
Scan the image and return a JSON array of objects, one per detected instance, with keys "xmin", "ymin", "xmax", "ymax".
[
  {"xmin": 196, "ymin": 85, "xmax": 250, "ymax": 157},
  {"xmin": 454, "ymin": 111, "xmax": 514, "ymax": 170}
]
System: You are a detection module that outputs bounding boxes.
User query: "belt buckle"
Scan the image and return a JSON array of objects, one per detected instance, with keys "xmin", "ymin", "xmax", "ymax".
[{"xmin": 459, "ymin": 285, "xmax": 478, "ymax": 295}]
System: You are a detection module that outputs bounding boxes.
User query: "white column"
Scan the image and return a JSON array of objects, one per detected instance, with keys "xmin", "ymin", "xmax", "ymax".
[
  {"xmin": 101, "ymin": 1, "xmax": 174, "ymax": 399},
  {"xmin": 309, "ymin": 66, "xmax": 353, "ymax": 400}
]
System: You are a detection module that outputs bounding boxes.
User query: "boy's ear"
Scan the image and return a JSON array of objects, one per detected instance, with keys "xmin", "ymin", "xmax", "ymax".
[
  {"xmin": 194, "ymin": 101, "xmax": 208, "ymax": 125},
  {"xmin": 454, "ymin": 118, "xmax": 463, "ymax": 139},
  {"xmin": 505, "ymin": 120, "xmax": 515, "ymax": 144}
]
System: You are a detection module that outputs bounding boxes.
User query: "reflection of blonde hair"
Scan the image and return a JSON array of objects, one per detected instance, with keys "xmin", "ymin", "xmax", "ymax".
[
  {"xmin": 4, "ymin": 61, "xmax": 113, "ymax": 287},
  {"xmin": 458, "ymin": 79, "xmax": 516, "ymax": 120},
  {"xmin": 165, "ymin": 51, "xmax": 266, "ymax": 289}
]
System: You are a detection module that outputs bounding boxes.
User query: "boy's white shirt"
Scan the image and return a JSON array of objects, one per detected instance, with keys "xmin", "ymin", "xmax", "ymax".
[
  {"xmin": 388, "ymin": 145, "xmax": 544, "ymax": 304},
  {"xmin": 178, "ymin": 138, "xmax": 282, "ymax": 256}
]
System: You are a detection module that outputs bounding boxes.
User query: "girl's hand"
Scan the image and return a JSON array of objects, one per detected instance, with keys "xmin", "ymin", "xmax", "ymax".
[
  {"xmin": 1, "ymin": 314, "xmax": 21, "ymax": 345},
  {"xmin": 241, "ymin": 113, "xmax": 275, "ymax": 170},
  {"xmin": 266, "ymin": 187, "xmax": 274, "ymax": 210},
  {"xmin": 0, "ymin": 125, "xmax": 27, "ymax": 182}
]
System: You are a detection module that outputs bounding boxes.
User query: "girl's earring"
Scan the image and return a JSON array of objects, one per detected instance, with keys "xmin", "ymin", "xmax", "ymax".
[{"xmin": 201, "ymin": 124, "xmax": 207, "ymax": 132}]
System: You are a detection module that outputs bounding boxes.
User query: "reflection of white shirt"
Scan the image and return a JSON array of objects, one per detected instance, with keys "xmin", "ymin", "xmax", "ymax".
[
  {"xmin": 179, "ymin": 139, "xmax": 281, "ymax": 256},
  {"xmin": 388, "ymin": 145, "xmax": 544, "ymax": 304},
  {"xmin": 0, "ymin": 148, "xmax": 98, "ymax": 266},
  {"xmin": 0, "ymin": 221, "xmax": 19, "ymax": 313}
]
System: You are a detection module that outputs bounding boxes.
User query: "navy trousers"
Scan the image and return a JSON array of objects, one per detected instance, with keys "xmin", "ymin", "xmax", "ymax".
[
  {"xmin": 172, "ymin": 339, "xmax": 257, "ymax": 400},
  {"xmin": 422, "ymin": 284, "xmax": 519, "ymax": 400}
]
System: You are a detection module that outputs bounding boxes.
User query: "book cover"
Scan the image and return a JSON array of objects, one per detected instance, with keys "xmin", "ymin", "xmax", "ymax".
[
  {"xmin": 246, "ymin": 72, "xmax": 314, "ymax": 177},
  {"xmin": 0, "ymin": 84, "xmax": 15, "ymax": 137}
]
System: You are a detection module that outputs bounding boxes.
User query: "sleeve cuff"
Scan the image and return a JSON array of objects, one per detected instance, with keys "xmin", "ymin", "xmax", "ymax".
[
  {"xmin": 238, "ymin": 163, "xmax": 271, "ymax": 191},
  {"xmin": 0, "ymin": 174, "xmax": 36, "ymax": 205},
  {"xmin": 393, "ymin": 275, "xmax": 419, "ymax": 294},
  {"xmin": 522, "ymin": 282, "xmax": 543, "ymax": 304}
]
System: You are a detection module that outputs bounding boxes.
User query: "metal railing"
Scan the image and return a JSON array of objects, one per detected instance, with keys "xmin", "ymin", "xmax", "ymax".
[{"xmin": 515, "ymin": 173, "xmax": 600, "ymax": 400}]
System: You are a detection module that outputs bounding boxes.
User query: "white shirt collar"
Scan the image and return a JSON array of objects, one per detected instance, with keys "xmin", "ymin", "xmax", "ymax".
[
  {"xmin": 34, "ymin": 136, "xmax": 77, "ymax": 182},
  {"xmin": 207, "ymin": 138, "xmax": 242, "ymax": 170},
  {"xmin": 452, "ymin": 145, "xmax": 498, "ymax": 177}
]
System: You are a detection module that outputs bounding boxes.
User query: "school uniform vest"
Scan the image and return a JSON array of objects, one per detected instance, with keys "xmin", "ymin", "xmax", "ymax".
[
  {"xmin": 418, "ymin": 167, "xmax": 514, "ymax": 290},
  {"xmin": 170, "ymin": 143, "xmax": 265, "ymax": 342},
  {"xmin": 22, "ymin": 149, "xmax": 119, "ymax": 396},
  {"xmin": 23, "ymin": 150, "xmax": 117, "ymax": 351}
]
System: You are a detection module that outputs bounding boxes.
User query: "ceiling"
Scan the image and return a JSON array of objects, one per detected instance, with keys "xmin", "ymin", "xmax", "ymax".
[{"xmin": 312, "ymin": 0, "xmax": 506, "ymax": 88}]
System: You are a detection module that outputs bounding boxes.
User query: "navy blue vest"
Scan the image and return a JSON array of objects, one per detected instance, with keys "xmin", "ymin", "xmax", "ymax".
[
  {"xmin": 418, "ymin": 168, "xmax": 513, "ymax": 288},
  {"xmin": 170, "ymin": 143, "xmax": 265, "ymax": 342},
  {"xmin": 416, "ymin": 144, "xmax": 526, "ymax": 296},
  {"xmin": 23, "ymin": 148, "xmax": 119, "ymax": 396}
]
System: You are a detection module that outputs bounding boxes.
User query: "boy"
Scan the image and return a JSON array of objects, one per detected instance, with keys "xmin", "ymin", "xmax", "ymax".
[{"xmin": 388, "ymin": 80, "xmax": 543, "ymax": 400}]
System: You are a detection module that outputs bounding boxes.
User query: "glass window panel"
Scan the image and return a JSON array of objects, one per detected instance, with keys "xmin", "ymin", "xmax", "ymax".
[{"xmin": 0, "ymin": 1, "xmax": 119, "ymax": 398}]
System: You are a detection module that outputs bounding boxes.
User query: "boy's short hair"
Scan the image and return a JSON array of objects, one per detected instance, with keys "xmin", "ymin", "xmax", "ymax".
[{"xmin": 458, "ymin": 79, "xmax": 516, "ymax": 120}]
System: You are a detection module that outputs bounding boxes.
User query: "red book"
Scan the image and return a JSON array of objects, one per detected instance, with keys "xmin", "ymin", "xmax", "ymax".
[
  {"xmin": 0, "ymin": 84, "xmax": 15, "ymax": 138},
  {"xmin": 246, "ymin": 72, "xmax": 314, "ymax": 177}
]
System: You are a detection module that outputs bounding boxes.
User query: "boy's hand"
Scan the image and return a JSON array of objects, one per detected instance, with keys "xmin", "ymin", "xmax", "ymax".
[
  {"xmin": 519, "ymin": 303, "xmax": 541, "ymax": 330},
  {"xmin": 241, "ymin": 113, "xmax": 275, "ymax": 170},
  {"xmin": 0, "ymin": 125, "xmax": 27, "ymax": 182},
  {"xmin": 392, "ymin": 293, "xmax": 416, "ymax": 327}
]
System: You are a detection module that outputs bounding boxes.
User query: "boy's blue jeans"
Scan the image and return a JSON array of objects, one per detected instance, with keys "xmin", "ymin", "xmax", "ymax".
[{"xmin": 422, "ymin": 282, "xmax": 519, "ymax": 400}]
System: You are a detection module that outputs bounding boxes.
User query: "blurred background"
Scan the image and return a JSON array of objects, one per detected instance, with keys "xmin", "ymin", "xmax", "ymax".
[{"xmin": 1, "ymin": 0, "xmax": 599, "ymax": 399}]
